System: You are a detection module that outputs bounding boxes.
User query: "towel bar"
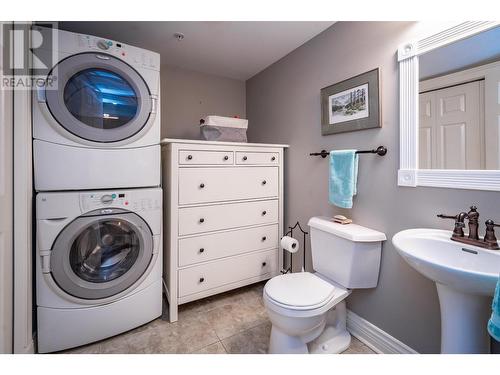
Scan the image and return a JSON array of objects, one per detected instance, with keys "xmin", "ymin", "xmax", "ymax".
[{"xmin": 310, "ymin": 146, "xmax": 387, "ymax": 158}]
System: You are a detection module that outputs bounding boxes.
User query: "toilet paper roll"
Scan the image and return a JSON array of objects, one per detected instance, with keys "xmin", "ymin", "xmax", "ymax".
[{"xmin": 280, "ymin": 236, "xmax": 299, "ymax": 253}]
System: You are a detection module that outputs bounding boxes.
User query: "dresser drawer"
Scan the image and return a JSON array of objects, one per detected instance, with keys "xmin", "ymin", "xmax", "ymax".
[
  {"xmin": 178, "ymin": 199, "xmax": 278, "ymax": 236},
  {"xmin": 179, "ymin": 150, "xmax": 234, "ymax": 165},
  {"xmin": 178, "ymin": 167, "xmax": 278, "ymax": 205},
  {"xmin": 178, "ymin": 224, "xmax": 279, "ymax": 267},
  {"xmin": 236, "ymin": 151, "xmax": 279, "ymax": 165},
  {"xmin": 178, "ymin": 249, "xmax": 277, "ymax": 297}
]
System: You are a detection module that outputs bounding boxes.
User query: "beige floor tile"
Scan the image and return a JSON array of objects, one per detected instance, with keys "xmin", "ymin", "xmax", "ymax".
[
  {"xmin": 146, "ymin": 311, "xmax": 220, "ymax": 353},
  {"xmin": 59, "ymin": 282, "xmax": 380, "ymax": 356},
  {"xmin": 179, "ymin": 282, "xmax": 266, "ymax": 318},
  {"xmin": 341, "ymin": 337, "xmax": 376, "ymax": 354},
  {"xmin": 192, "ymin": 341, "xmax": 227, "ymax": 354},
  {"xmin": 206, "ymin": 292, "xmax": 269, "ymax": 340},
  {"xmin": 99, "ymin": 328, "xmax": 162, "ymax": 354},
  {"xmin": 222, "ymin": 322, "xmax": 271, "ymax": 354}
]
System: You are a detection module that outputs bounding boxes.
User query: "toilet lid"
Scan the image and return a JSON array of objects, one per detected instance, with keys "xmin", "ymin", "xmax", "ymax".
[{"xmin": 264, "ymin": 272, "xmax": 335, "ymax": 309}]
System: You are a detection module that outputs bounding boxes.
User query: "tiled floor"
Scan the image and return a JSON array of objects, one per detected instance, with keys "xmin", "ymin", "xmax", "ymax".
[{"xmin": 64, "ymin": 282, "xmax": 376, "ymax": 354}]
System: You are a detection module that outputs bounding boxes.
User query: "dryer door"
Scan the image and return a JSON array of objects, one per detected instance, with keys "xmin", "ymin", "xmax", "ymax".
[
  {"xmin": 44, "ymin": 52, "xmax": 153, "ymax": 143},
  {"xmin": 50, "ymin": 209, "xmax": 154, "ymax": 300}
]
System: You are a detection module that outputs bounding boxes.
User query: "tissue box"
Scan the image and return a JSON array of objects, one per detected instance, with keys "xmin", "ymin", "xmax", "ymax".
[{"xmin": 200, "ymin": 115, "xmax": 248, "ymax": 142}]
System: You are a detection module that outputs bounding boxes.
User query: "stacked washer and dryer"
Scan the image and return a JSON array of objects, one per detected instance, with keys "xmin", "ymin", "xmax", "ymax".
[{"xmin": 32, "ymin": 26, "xmax": 163, "ymax": 353}]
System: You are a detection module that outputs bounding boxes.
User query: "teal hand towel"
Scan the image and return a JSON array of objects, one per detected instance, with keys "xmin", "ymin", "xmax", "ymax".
[
  {"xmin": 488, "ymin": 275, "xmax": 500, "ymax": 341},
  {"xmin": 329, "ymin": 150, "xmax": 359, "ymax": 209}
]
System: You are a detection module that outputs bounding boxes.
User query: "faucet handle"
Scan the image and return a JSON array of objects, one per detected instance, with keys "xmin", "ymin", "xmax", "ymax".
[
  {"xmin": 437, "ymin": 214, "xmax": 457, "ymax": 220},
  {"xmin": 437, "ymin": 213, "xmax": 467, "ymax": 237},
  {"xmin": 437, "ymin": 214, "xmax": 457, "ymax": 219},
  {"xmin": 485, "ymin": 219, "xmax": 500, "ymax": 227},
  {"xmin": 484, "ymin": 220, "xmax": 500, "ymax": 250}
]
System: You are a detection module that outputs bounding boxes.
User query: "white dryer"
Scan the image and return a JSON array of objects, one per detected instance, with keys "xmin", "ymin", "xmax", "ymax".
[
  {"xmin": 36, "ymin": 187, "xmax": 162, "ymax": 353},
  {"xmin": 32, "ymin": 26, "xmax": 161, "ymax": 191}
]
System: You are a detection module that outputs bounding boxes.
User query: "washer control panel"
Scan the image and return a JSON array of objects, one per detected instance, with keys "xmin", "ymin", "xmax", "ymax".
[
  {"xmin": 76, "ymin": 33, "xmax": 160, "ymax": 69},
  {"xmin": 80, "ymin": 191, "xmax": 161, "ymax": 213}
]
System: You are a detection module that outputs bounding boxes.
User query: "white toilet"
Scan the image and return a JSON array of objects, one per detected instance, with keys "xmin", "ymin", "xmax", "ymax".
[{"xmin": 263, "ymin": 216, "xmax": 386, "ymax": 354}]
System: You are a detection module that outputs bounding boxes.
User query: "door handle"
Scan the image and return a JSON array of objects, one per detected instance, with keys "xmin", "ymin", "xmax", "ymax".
[
  {"xmin": 95, "ymin": 54, "xmax": 110, "ymax": 60},
  {"xmin": 150, "ymin": 96, "xmax": 158, "ymax": 114}
]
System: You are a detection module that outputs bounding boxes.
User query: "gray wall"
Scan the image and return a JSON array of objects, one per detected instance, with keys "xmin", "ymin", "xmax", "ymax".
[
  {"xmin": 246, "ymin": 21, "xmax": 500, "ymax": 353},
  {"xmin": 161, "ymin": 65, "xmax": 246, "ymax": 139}
]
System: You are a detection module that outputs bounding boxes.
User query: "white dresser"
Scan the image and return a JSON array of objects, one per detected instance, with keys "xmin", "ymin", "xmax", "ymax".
[{"xmin": 161, "ymin": 139, "xmax": 287, "ymax": 322}]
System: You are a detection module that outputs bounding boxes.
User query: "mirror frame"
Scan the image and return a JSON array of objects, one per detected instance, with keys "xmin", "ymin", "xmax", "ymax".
[{"xmin": 398, "ymin": 21, "xmax": 500, "ymax": 191}]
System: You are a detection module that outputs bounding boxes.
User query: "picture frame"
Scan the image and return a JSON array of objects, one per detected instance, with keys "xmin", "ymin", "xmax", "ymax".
[{"xmin": 321, "ymin": 68, "xmax": 380, "ymax": 135}]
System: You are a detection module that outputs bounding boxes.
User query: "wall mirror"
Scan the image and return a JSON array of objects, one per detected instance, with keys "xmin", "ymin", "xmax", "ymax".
[{"xmin": 398, "ymin": 22, "xmax": 500, "ymax": 191}]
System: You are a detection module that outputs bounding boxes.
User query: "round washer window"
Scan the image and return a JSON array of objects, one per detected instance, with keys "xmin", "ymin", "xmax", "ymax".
[
  {"xmin": 44, "ymin": 52, "xmax": 153, "ymax": 143},
  {"xmin": 63, "ymin": 68, "xmax": 139, "ymax": 130},
  {"xmin": 69, "ymin": 218, "xmax": 141, "ymax": 283}
]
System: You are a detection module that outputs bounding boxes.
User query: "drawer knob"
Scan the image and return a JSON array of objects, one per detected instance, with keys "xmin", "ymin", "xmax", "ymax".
[
  {"xmin": 271, "ymin": 156, "xmax": 276, "ymax": 161},
  {"xmin": 199, "ymin": 248, "xmax": 205, "ymax": 253},
  {"xmin": 199, "ymin": 183, "xmax": 205, "ymax": 189},
  {"xmin": 262, "ymin": 236, "xmax": 267, "ymax": 241},
  {"xmin": 262, "ymin": 262, "xmax": 267, "ymax": 267},
  {"xmin": 199, "ymin": 218, "xmax": 205, "ymax": 223},
  {"xmin": 262, "ymin": 180, "xmax": 267, "ymax": 185},
  {"xmin": 242, "ymin": 156, "xmax": 248, "ymax": 161},
  {"xmin": 262, "ymin": 210, "xmax": 267, "ymax": 216},
  {"xmin": 187, "ymin": 154, "xmax": 193, "ymax": 160},
  {"xmin": 199, "ymin": 277, "xmax": 205, "ymax": 283},
  {"xmin": 223, "ymin": 155, "xmax": 229, "ymax": 161}
]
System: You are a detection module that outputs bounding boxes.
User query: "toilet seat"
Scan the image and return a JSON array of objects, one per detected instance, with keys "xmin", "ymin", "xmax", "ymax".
[{"xmin": 263, "ymin": 272, "xmax": 350, "ymax": 318}]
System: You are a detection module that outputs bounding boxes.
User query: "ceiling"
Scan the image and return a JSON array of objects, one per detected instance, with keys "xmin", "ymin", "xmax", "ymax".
[{"xmin": 58, "ymin": 21, "xmax": 334, "ymax": 80}]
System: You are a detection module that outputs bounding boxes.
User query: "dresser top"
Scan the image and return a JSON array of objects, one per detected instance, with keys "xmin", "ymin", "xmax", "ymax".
[{"xmin": 160, "ymin": 138, "xmax": 289, "ymax": 148}]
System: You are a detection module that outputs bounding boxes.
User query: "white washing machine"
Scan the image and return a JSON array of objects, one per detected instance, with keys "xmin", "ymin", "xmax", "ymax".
[
  {"xmin": 36, "ymin": 187, "xmax": 162, "ymax": 353},
  {"xmin": 32, "ymin": 26, "xmax": 161, "ymax": 191}
]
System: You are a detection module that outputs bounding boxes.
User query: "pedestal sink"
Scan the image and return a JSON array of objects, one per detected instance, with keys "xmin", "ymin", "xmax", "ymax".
[{"xmin": 392, "ymin": 228, "xmax": 500, "ymax": 354}]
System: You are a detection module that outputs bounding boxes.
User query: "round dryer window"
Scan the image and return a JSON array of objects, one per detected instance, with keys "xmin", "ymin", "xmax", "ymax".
[
  {"xmin": 44, "ymin": 52, "xmax": 153, "ymax": 143},
  {"xmin": 50, "ymin": 209, "xmax": 154, "ymax": 300}
]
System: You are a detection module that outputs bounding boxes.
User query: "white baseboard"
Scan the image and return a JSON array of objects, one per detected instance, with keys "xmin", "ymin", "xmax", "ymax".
[{"xmin": 346, "ymin": 310, "xmax": 418, "ymax": 354}]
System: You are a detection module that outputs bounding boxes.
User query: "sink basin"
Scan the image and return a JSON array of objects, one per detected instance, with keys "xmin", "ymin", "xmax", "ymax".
[
  {"xmin": 393, "ymin": 228, "xmax": 500, "ymax": 296},
  {"xmin": 393, "ymin": 228, "xmax": 500, "ymax": 354}
]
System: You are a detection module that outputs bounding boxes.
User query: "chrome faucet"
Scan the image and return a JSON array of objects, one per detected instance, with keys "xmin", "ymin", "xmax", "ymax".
[{"xmin": 437, "ymin": 205, "xmax": 499, "ymax": 250}]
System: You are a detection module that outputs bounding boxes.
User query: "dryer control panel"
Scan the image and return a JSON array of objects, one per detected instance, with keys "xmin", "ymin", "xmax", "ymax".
[
  {"xmin": 76, "ymin": 34, "xmax": 160, "ymax": 70},
  {"xmin": 80, "ymin": 190, "xmax": 161, "ymax": 213}
]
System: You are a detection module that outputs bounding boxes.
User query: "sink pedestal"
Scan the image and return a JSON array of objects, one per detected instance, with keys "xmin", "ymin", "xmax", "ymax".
[{"xmin": 436, "ymin": 283, "xmax": 492, "ymax": 353}]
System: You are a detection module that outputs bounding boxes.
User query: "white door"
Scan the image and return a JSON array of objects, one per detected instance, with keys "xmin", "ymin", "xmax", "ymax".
[
  {"xmin": 419, "ymin": 91, "xmax": 435, "ymax": 169},
  {"xmin": 419, "ymin": 81, "xmax": 483, "ymax": 169},
  {"xmin": 0, "ymin": 21, "xmax": 14, "ymax": 354}
]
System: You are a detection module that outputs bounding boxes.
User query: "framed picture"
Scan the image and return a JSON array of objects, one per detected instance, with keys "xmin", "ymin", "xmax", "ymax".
[{"xmin": 321, "ymin": 68, "xmax": 380, "ymax": 135}]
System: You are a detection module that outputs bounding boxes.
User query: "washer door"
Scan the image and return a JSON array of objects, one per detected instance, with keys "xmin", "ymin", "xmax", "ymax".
[
  {"xmin": 50, "ymin": 210, "xmax": 153, "ymax": 300},
  {"xmin": 44, "ymin": 52, "xmax": 152, "ymax": 143}
]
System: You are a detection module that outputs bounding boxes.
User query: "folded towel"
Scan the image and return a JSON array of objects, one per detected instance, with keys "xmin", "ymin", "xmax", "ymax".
[
  {"xmin": 488, "ymin": 275, "xmax": 500, "ymax": 341},
  {"xmin": 329, "ymin": 150, "xmax": 359, "ymax": 209}
]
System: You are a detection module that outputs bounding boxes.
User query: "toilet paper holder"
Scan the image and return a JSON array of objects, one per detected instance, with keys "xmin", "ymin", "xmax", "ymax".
[{"xmin": 281, "ymin": 221, "xmax": 308, "ymax": 274}]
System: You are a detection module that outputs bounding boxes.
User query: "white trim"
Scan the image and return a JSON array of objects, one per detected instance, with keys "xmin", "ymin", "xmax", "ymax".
[
  {"xmin": 420, "ymin": 59, "xmax": 500, "ymax": 92},
  {"xmin": 398, "ymin": 22, "xmax": 500, "ymax": 62},
  {"xmin": 0, "ymin": 21, "xmax": 14, "ymax": 354},
  {"xmin": 417, "ymin": 169, "xmax": 500, "ymax": 191},
  {"xmin": 13, "ymin": 22, "xmax": 34, "ymax": 354},
  {"xmin": 398, "ymin": 21, "xmax": 500, "ymax": 191},
  {"xmin": 346, "ymin": 310, "xmax": 418, "ymax": 354}
]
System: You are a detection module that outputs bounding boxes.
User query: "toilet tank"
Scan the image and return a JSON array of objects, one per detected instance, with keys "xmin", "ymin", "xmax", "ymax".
[{"xmin": 308, "ymin": 217, "xmax": 386, "ymax": 289}]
